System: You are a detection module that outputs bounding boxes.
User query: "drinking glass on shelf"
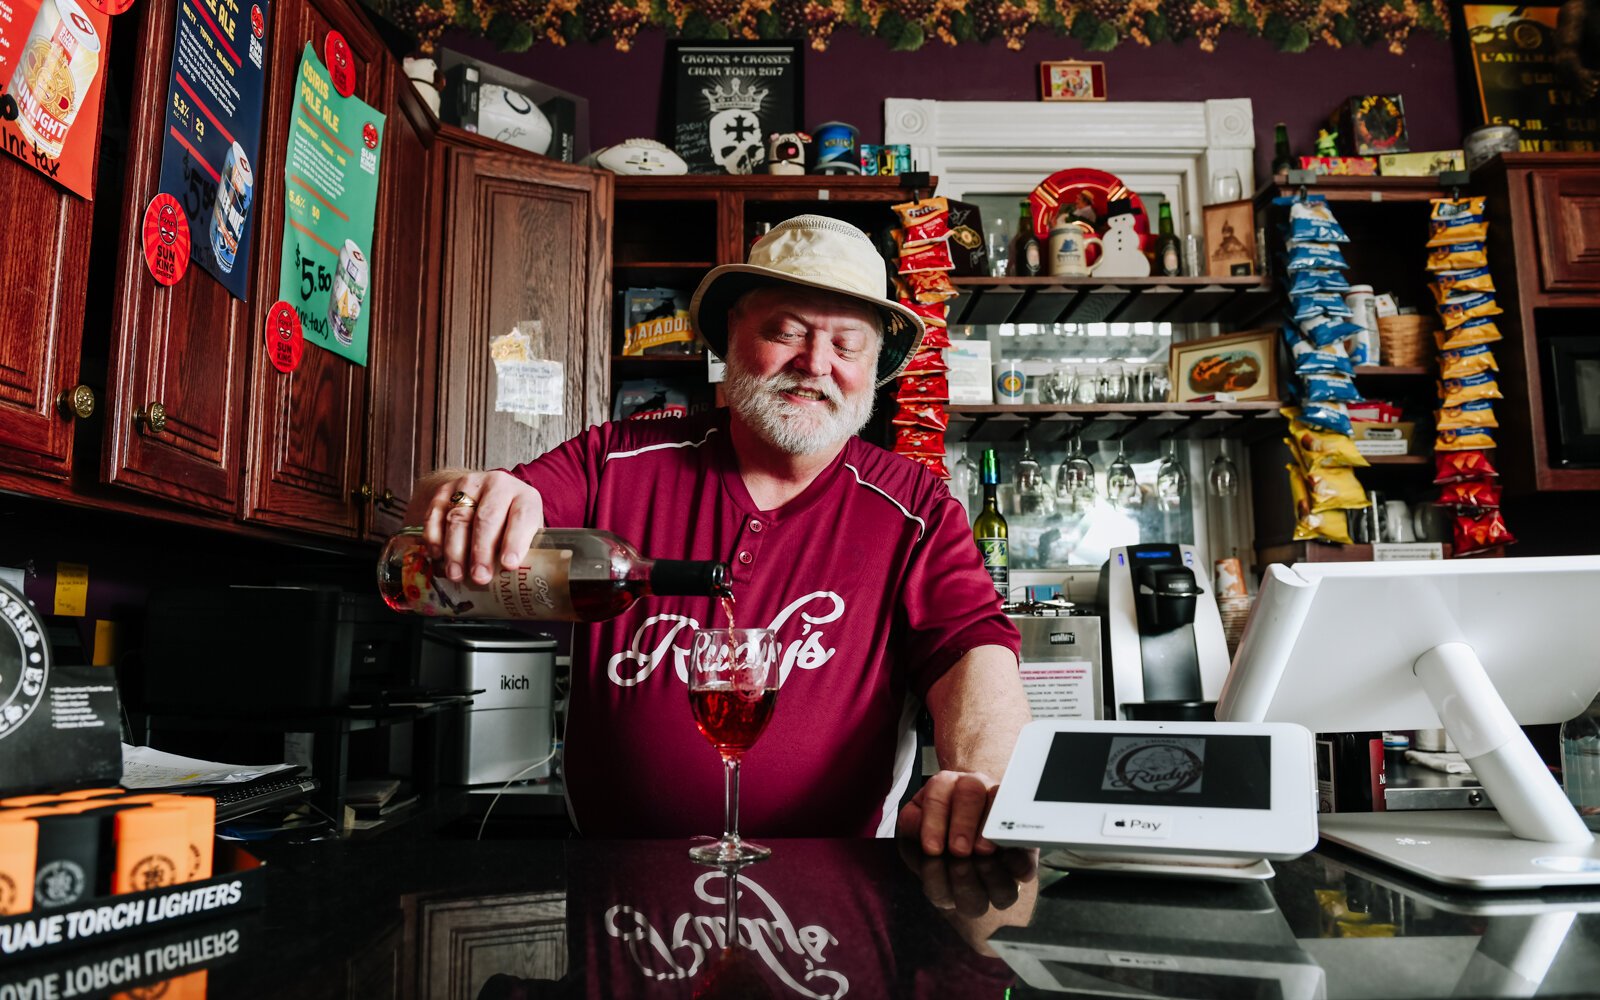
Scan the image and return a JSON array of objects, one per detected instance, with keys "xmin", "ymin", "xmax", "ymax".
[
  {"xmin": 1156, "ymin": 440, "xmax": 1188, "ymax": 512},
  {"xmin": 1141, "ymin": 364, "xmax": 1172, "ymax": 403},
  {"xmin": 1210, "ymin": 169, "xmax": 1243, "ymax": 204},
  {"xmin": 1208, "ymin": 442, "xmax": 1240, "ymax": 498},
  {"xmin": 1107, "ymin": 442, "xmax": 1141, "ymax": 510},
  {"xmin": 1056, "ymin": 434, "xmax": 1096, "ymax": 512},
  {"xmin": 1038, "ymin": 366, "xmax": 1075, "ymax": 404},
  {"xmin": 1072, "ymin": 365, "xmax": 1100, "ymax": 404},
  {"xmin": 984, "ymin": 213, "xmax": 1012, "ymax": 277},
  {"xmin": 1097, "ymin": 364, "xmax": 1128, "ymax": 404},
  {"xmin": 689, "ymin": 628, "xmax": 781, "ymax": 864}
]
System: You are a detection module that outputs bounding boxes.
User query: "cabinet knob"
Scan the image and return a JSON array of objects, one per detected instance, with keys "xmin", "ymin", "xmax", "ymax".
[
  {"xmin": 57, "ymin": 385, "xmax": 95, "ymax": 421},
  {"xmin": 136, "ymin": 402, "xmax": 168, "ymax": 434},
  {"xmin": 354, "ymin": 483, "xmax": 374, "ymax": 502},
  {"xmin": 379, "ymin": 489, "xmax": 404, "ymax": 511}
]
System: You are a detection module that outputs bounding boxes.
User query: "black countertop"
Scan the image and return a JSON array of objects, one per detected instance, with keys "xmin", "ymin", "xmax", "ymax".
[{"xmin": 7, "ymin": 808, "xmax": 1600, "ymax": 999}]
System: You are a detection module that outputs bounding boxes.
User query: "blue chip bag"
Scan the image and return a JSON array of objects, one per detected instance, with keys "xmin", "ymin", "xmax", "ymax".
[
  {"xmin": 1298, "ymin": 313, "xmax": 1364, "ymax": 349},
  {"xmin": 1289, "ymin": 198, "xmax": 1350, "ymax": 244},
  {"xmin": 1286, "ymin": 243, "xmax": 1350, "ymax": 272},
  {"xmin": 1290, "ymin": 270, "xmax": 1353, "ymax": 295},
  {"xmin": 1291, "ymin": 292, "xmax": 1354, "ymax": 323},
  {"xmin": 1303, "ymin": 372, "xmax": 1363, "ymax": 404},
  {"xmin": 1290, "ymin": 402, "xmax": 1354, "ymax": 437}
]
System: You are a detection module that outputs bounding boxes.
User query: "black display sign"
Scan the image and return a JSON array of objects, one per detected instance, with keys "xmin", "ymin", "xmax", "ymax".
[
  {"xmin": 1034, "ymin": 732, "xmax": 1273, "ymax": 810},
  {"xmin": 666, "ymin": 40, "xmax": 802, "ymax": 176},
  {"xmin": 1457, "ymin": 3, "xmax": 1600, "ymax": 152}
]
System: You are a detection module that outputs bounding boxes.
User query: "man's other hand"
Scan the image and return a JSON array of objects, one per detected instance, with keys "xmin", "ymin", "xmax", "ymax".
[
  {"xmin": 897, "ymin": 769, "xmax": 1001, "ymax": 858},
  {"xmin": 404, "ymin": 469, "xmax": 545, "ymax": 585}
]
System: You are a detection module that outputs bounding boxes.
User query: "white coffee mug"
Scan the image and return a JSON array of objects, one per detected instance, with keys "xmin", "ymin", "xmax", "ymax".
[
  {"xmin": 1047, "ymin": 224, "xmax": 1103, "ymax": 277},
  {"xmin": 1383, "ymin": 500, "xmax": 1414, "ymax": 543},
  {"xmin": 996, "ymin": 361, "xmax": 1026, "ymax": 403}
]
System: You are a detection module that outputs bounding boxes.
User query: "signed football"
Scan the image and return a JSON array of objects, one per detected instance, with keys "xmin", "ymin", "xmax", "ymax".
[{"xmin": 588, "ymin": 138, "xmax": 688, "ymax": 176}]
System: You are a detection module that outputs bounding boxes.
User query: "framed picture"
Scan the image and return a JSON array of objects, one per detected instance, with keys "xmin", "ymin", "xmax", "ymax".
[
  {"xmin": 1451, "ymin": 3, "xmax": 1600, "ymax": 153},
  {"xmin": 1169, "ymin": 329, "xmax": 1279, "ymax": 403},
  {"xmin": 665, "ymin": 40, "xmax": 803, "ymax": 175},
  {"xmin": 1202, "ymin": 199, "xmax": 1256, "ymax": 278},
  {"xmin": 1039, "ymin": 61, "xmax": 1107, "ymax": 102}
]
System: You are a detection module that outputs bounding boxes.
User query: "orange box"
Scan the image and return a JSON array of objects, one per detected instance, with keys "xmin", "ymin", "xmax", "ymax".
[
  {"xmin": 121, "ymin": 794, "xmax": 215, "ymax": 881},
  {"xmin": 54, "ymin": 787, "xmax": 127, "ymax": 801},
  {"xmin": 0, "ymin": 794, "xmax": 67, "ymax": 808},
  {"xmin": 112, "ymin": 806, "xmax": 191, "ymax": 894},
  {"xmin": 0, "ymin": 818, "xmax": 38, "ymax": 915}
]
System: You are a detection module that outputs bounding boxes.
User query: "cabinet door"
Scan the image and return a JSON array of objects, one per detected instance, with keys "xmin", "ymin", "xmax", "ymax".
[
  {"xmin": 362, "ymin": 68, "xmax": 437, "ymax": 540},
  {"xmin": 436, "ymin": 140, "xmax": 612, "ymax": 472},
  {"xmin": 240, "ymin": 0, "xmax": 390, "ymax": 534},
  {"xmin": 0, "ymin": 153, "xmax": 94, "ymax": 485},
  {"xmin": 104, "ymin": 0, "xmax": 251, "ymax": 513},
  {"xmin": 1533, "ymin": 169, "xmax": 1600, "ymax": 291}
]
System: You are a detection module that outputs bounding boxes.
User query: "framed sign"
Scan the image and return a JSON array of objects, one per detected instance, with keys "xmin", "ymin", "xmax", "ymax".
[
  {"xmin": 1202, "ymin": 199, "xmax": 1256, "ymax": 278},
  {"xmin": 1170, "ymin": 329, "xmax": 1278, "ymax": 403},
  {"xmin": 666, "ymin": 40, "xmax": 802, "ymax": 175},
  {"xmin": 1039, "ymin": 61, "xmax": 1107, "ymax": 102},
  {"xmin": 1454, "ymin": 3, "xmax": 1600, "ymax": 151}
]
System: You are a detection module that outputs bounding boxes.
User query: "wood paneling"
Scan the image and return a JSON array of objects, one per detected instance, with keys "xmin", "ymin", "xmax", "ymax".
[
  {"xmin": 1533, "ymin": 169, "xmax": 1600, "ymax": 292},
  {"xmin": 104, "ymin": 0, "xmax": 250, "ymax": 513},
  {"xmin": 408, "ymin": 891, "xmax": 566, "ymax": 999},
  {"xmin": 437, "ymin": 136, "xmax": 612, "ymax": 472}
]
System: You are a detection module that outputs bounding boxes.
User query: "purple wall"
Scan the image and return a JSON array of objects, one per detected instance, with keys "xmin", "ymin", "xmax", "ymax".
[{"xmin": 444, "ymin": 29, "xmax": 1466, "ymax": 178}]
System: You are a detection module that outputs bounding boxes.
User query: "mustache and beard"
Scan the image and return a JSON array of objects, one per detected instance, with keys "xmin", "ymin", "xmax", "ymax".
[{"xmin": 722, "ymin": 345, "xmax": 877, "ymax": 457}]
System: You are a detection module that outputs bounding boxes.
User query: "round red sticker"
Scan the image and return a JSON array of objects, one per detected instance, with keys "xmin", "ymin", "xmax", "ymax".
[
  {"xmin": 265, "ymin": 301, "xmax": 304, "ymax": 374},
  {"xmin": 250, "ymin": 4, "xmax": 265, "ymax": 38},
  {"xmin": 325, "ymin": 31, "xmax": 355, "ymax": 98},
  {"xmin": 362, "ymin": 122, "xmax": 378, "ymax": 149},
  {"xmin": 141, "ymin": 193, "xmax": 189, "ymax": 287},
  {"xmin": 87, "ymin": 0, "xmax": 136, "ymax": 15}
]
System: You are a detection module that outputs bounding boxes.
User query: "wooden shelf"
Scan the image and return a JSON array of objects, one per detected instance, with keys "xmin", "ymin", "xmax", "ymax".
[
  {"xmin": 614, "ymin": 261, "xmax": 714, "ymax": 289},
  {"xmin": 612, "ymin": 354, "xmax": 708, "ymax": 370},
  {"xmin": 1361, "ymin": 454, "xmax": 1429, "ymax": 465},
  {"xmin": 948, "ymin": 275, "xmax": 1278, "ymax": 327},
  {"xmin": 616, "ymin": 175, "xmax": 927, "ymax": 202},
  {"xmin": 1354, "ymin": 365, "xmax": 1432, "ymax": 377},
  {"xmin": 1258, "ymin": 173, "xmax": 1449, "ymax": 204},
  {"xmin": 947, "ymin": 401, "xmax": 1284, "ymax": 444}
]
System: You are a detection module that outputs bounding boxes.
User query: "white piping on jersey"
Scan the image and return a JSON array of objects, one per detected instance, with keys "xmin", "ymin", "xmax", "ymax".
[
  {"xmin": 843, "ymin": 462, "xmax": 927, "ymax": 541},
  {"xmin": 603, "ymin": 426, "xmax": 720, "ymax": 463}
]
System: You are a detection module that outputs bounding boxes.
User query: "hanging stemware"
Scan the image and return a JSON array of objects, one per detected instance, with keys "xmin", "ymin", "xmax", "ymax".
[
  {"xmin": 1056, "ymin": 434, "xmax": 1096, "ymax": 513},
  {"xmin": 1156, "ymin": 439, "xmax": 1188, "ymax": 513},
  {"xmin": 1107, "ymin": 441, "xmax": 1141, "ymax": 510},
  {"xmin": 1208, "ymin": 440, "xmax": 1240, "ymax": 498}
]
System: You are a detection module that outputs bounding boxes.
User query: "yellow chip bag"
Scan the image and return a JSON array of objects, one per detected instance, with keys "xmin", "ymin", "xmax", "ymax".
[
  {"xmin": 1435, "ymin": 319, "xmax": 1502, "ymax": 350},
  {"xmin": 1287, "ymin": 465, "xmax": 1355, "ymax": 543},
  {"xmin": 1438, "ymin": 345, "xmax": 1497, "ymax": 380},
  {"xmin": 1286, "ymin": 425, "xmax": 1368, "ymax": 469},
  {"xmin": 1426, "ymin": 242, "xmax": 1487, "ymax": 272},
  {"xmin": 1304, "ymin": 465, "xmax": 1367, "ymax": 512},
  {"xmin": 1430, "ymin": 196, "xmax": 1486, "ymax": 221},
  {"xmin": 1436, "ymin": 428, "xmax": 1497, "ymax": 451},
  {"xmin": 1438, "ymin": 372, "xmax": 1502, "ymax": 408},
  {"xmin": 1438, "ymin": 292, "xmax": 1502, "ymax": 330},
  {"xmin": 1429, "ymin": 268, "xmax": 1496, "ymax": 302},
  {"xmin": 1436, "ymin": 401, "xmax": 1499, "ymax": 430}
]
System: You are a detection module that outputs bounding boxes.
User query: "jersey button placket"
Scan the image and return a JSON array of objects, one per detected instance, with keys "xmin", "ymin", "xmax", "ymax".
[{"xmin": 736, "ymin": 516, "xmax": 765, "ymax": 570}]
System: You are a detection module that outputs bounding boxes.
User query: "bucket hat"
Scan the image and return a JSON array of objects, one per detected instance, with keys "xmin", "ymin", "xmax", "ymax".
[{"xmin": 690, "ymin": 214, "xmax": 926, "ymax": 387}]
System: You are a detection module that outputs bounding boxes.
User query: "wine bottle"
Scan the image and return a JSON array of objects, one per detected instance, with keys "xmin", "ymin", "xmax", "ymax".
[
  {"xmin": 1271, "ymin": 122, "xmax": 1294, "ymax": 177},
  {"xmin": 378, "ymin": 527, "xmax": 730, "ymax": 622},
  {"xmin": 1154, "ymin": 203, "xmax": 1182, "ymax": 277},
  {"xmin": 972, "ymin": 449, "xmax": 1010, "ymax": 599},
  {"xmin": 1011, "ymin": 201, "xmax": 1041, "ymax": 277}
]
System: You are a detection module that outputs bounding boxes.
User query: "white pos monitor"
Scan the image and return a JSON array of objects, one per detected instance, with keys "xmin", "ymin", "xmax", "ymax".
[{"xmin": 1217, "ymin": 555, "xmax": 1600, "ymax": 889}]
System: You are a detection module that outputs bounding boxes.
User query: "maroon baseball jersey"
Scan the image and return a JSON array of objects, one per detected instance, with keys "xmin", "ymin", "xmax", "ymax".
[{"xmin": 509, "ymin": 410, "xmax": 1020, "ymax": 838}]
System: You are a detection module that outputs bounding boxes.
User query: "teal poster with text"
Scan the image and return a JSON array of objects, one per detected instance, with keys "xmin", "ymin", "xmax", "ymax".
[{"xmin": 277, "ymin": 43, "xmax": 383, "ymax": 365}]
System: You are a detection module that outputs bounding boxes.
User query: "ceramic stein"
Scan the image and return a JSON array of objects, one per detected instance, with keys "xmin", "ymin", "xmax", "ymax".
[{"xmin": 1047, "ymin": 223, "xmax": 1103, "ymax": 277}]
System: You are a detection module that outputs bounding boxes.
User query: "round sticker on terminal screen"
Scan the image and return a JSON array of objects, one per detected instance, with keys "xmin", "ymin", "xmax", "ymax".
[
  {"xmin": 88, "ymin": 0, "xmax": 136, "ymax": 15},
  {"xmin": 141, "ymin": 193, "xmax": 190, "ymax": 286},
  {"xmin": 266, "ymin": 300, "xmax": 304, "ymax": 373},
  {"xmin": 325, "ymin": 31, "xmax": 355, "ymax": 97}
]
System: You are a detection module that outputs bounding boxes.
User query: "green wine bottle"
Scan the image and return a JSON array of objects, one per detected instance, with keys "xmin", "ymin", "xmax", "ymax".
[{"xmin": 973, "ymin": 449, "xmax": 1009, "ymax": 599}]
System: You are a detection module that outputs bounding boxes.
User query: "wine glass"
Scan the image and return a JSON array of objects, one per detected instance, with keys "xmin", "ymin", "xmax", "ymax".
[
  {"xmin": 1107, "ymin": 442, "xmax": 1141, "ymax": 510},
  {"xmin": 689, "ymin": 628, "xmax": 781, "ymax": 864},
  {"xmin": 1156, "ymin": 440, "xmax": 1188, "ymax": 513},
  {"xmin": 1208, "ymin": 442, "xmax": 1240, "ymax": 498},
  {"xmin": 1056, "ymin": 434, "xmax": 1096, "ymax": 512},
  {"xmin": 952, "ymin": 453, "xmax": 980, "ymax": 507},
  {"xmin": 1016, "ymin": 439, "xmax": 1056, "ymax": 516},
  {"xmin": 1210, "ymin": 169, "xmax": 1243, "ymax": 204}
]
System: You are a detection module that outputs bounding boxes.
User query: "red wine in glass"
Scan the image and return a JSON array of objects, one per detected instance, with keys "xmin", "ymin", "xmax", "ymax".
[
  {"xmin": 689, "ymin": 628, "xmax": 780, "ymax": 864},
  {"xmin": 692, "ymin": 686, "xmax": 777, "ymax": 756}
]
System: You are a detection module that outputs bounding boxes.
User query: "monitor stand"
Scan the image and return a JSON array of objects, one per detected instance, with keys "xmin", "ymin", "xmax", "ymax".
[
  {"xmin": 1322, "ymin": 641, "xmax": 1600, "ymax": 890},
  {"xmin": 1042, "ymin": 849, "xmax": 1276, "ymax": 882}
]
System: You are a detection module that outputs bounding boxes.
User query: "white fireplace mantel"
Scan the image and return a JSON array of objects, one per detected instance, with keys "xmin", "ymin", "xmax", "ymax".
[{"xmin": 884, "ymin": 98, "xmax": 1256, "ymax": 236}]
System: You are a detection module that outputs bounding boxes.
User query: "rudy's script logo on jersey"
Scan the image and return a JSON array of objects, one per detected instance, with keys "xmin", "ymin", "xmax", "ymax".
[
  {"xmin": 1102, "ymin": 736, "xmax": 1206, "ymax": 795},
  {"xmin": 603, "ymin": 868, "xmax": 848, "ymax": 999},
  {"xmin": 606, "ymin": 592, "xmax": 844, "ymax": 688}
]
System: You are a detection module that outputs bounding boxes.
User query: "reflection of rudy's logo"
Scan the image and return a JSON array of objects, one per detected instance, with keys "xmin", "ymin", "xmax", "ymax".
[{"xmin": 1109, "ymin": 741, "xmax": 1204, "ymax": 794}]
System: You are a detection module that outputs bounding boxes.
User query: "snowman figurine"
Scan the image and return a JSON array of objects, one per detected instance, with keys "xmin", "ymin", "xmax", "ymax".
[{"xmin": 1093, "ymin": 198, "xmax": 1151, "ymax": 278}]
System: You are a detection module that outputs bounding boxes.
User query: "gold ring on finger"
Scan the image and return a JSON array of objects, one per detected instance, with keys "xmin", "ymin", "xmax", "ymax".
[{"xmin": 448, "ymin": 490, "xmax": 478, "ymax": 509}]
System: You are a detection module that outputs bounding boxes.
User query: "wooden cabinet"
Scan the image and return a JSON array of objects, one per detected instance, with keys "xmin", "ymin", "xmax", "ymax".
[
  {"xmin": 1532, "ymin": 168, "xmax": 1600, "ymax": 292},
  {"xmin": 104, "ymin": 0, "xmax": 253, "ymax": 515},
  {"xmin": 0, "ymin": 129, "xmax": 95, "ymax": 486},
  {"xmin": 435, "ymin": 131, "xmax": 612, "ymax": 472}
]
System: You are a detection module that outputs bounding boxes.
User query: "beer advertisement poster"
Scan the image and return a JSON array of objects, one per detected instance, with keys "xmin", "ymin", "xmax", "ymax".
[
  {"xmin": 0, "ymin": 0, "xmax": 113, "ymax": 199},
  {"xmin": 155, "ymin": 0, "xmax": 273, "ymax": 300},
  {"xmin": 1456, "ymin": 3, "xmax": 1600, "ymax": 151},
  {"xmin": 277, "ymin": 43, "xmax": 383, "ymax": 366},
  {"xmin": 666, "ymin": 41, "xmax": 801, "ymax": 175}
]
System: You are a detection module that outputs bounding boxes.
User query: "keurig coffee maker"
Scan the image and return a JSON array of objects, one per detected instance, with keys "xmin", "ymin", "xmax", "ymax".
[{"xmin": 1097, "ymin": 543, "xmax": 1230, "ymax": 721}]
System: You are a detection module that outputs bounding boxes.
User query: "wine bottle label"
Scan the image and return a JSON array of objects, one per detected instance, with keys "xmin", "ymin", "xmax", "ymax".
[
  {"xmin": 977, "ymin": 537, "xmax": 1009, "ymax": 596},
  {"xmin": 1162, "ymin": 246, "xmax": 1180, "ymax": 274},
  {"xmin": 391, "ymin": 545, "xmax": 576, "ymax": 619}
]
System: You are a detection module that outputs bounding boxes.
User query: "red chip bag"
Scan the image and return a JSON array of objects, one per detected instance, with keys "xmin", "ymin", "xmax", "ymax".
[
  {"xmin": 894, "ymin": 427, "xmax": 945, "ymax": 456},
  {"xmin": 892, "ymin": 402, "xmax": 949, "ymax": 432},
  {"xmin": 895, "ymin": 375, "xmax": 949, "ymax": 403},
  {"xmin": 902, "ymin": 451, "xmax": 951, "ymax": 480},
  {"xmin": 897, "ymin": 240, "xmax": 955, "ymax": 274},
  {"xmin": 1438, "ymin": 481, "xmax": 1501, "ymax": 509},
  {"xmin": 1453, "ymin": 509, "xmax": 1516, "ymax": 555},
  {"xmin": 897, "ymin": 271, "xmax": 959, "ymax": 304},
  {"xmin": 901, "ymin": 347, "xmax": 948, "ymax": 375},
  {"xmin": 898, "ymin": 297, "xmax": 949, "ymax": 325},
  {"xmin": 1433, "ymin": 449, "xmax": 1499, "ymax": 484}
]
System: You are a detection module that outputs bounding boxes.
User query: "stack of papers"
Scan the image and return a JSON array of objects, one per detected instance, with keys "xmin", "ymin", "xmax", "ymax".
[{"xmin": 121, "ymin": 743, "xmax": 298, "ymax": 790}]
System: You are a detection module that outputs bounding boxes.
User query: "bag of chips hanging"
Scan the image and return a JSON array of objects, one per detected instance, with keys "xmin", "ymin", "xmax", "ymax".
[
  {"xmin": 1303, "ymin": 372, "xmax": 1363, "ymax": 404},
  {"xmin": 1290, "ymin": 270, "xmax": 1353, "ymax": 295},
  {"xmin": 1437, "ymin": 291, "xmax": 1502, "ymax": 330},
  {"xmin": 1291, "ymin": 292, "xmax": 1355, "ymax": 323},
  {"xmin": 1436, "ymin": 399, "xmax": 1499, "ymax": 431},
  {"xmin": 920, "ymin": 325, "xmax": 952, "ymax": 350},
  {"xmin": 897, "ymin": 240, "xmax": 956, "ymax": 274},
  {"xmin": 1429, "ymin": 267, "xmax": 1496, "ymax": 301},
  {"xmin": 1427, "ymin": 214, "xmax": 1489, "ymax": 247},
  {"xmin": 1285, "ymin": 403, "xmax": 1354, "ymax": 437},
  {"xmin": 1435, "ymin": 317, "xmax": 1503, "ymax": 351},
  {"xmin": 892, "ymin": 196, "xmax": 951, "ymax": 246},
  {"xmin": 894, "ymin": 427, "xmax": 945, "ymax": 456},
  {"xmin": 1438, "ymin": 371, "xmax": 1502, "ymax": 409},
  {"xmin": 895, "ymin": 375, "xmax": 949, "ymax": 403},
  {"xmin": 1289, "ymin": 198, "xmax": 1351, "ymax": 244},
  {"xmin": 1430, "ymin": 195, "xmax": 1487, "ymax": 220},
  {"xmin": 1299, "ymin": 314, "xmax": 1365, "ymax": 349},
  {"xmin": 896, "ymin": 271, "xmax": 959, "ymax": 304},
  {"xmin": 902, "ymin": 451, "xmax": 951, "ymax": 480},
  {"xmin": 1286, "ymin": 242, "xmax": 1350, "ymax": 271},
  {"xmin": 1438, "ymin": 344, "xmax": 1498, "ymax": 380},
  {"xmin": 898, "ymin": 297, "xmax": 949, "ymax": 325},
  {"xmin": 1287, "ymin": 466, "xmax": 1354, "ymax": 544},
  {"xmin": 901, "ymin": 347, "xmax": 948, "ymax": 375},
  {"xmin": 1454, "ymin": 509, "xmax": 1516, "ymax": 555},
  {"xmin": 1436, "ymin": 427, "xmax": 1497, "ymax": 451},
  {"xmin": 892, "ymin": 402, "xmax": 949, "ymax": 432},
  {"xmin": 1287, "ymin": 426, "xmax": 1368, "ymax": 469},
  {"xmin": 1433, "ymin": 449, "xmax": 1499, "ymax": 484},
  {"xmin": 1426, "ymin": 242, "xmax": 1488, "ymax": 272},
  {"xmin": 1438, "ymin": 480, "xmax": 1502, "ymax": 509}
]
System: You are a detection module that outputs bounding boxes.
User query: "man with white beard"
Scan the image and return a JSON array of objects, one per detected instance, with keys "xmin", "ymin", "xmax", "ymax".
[{"xmin": 408, "ymin": 216, "xmax": 1028, "ymax": 858}]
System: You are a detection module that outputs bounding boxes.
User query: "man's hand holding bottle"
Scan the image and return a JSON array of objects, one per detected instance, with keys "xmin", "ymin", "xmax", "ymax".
[{"xmin": 404, "ymin": 468, "xmax": 546, "ymax": 585}]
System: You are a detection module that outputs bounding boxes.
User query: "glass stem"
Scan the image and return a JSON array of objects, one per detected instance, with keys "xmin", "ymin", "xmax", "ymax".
[{"xmin": 723, "ymin": 754, "xmax": 742, "ymax": 843}]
